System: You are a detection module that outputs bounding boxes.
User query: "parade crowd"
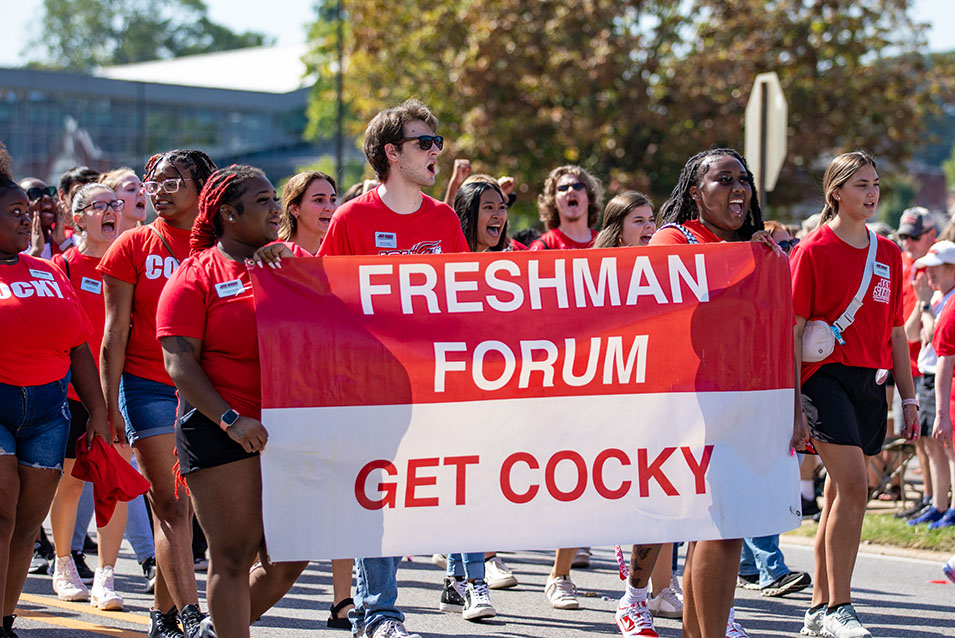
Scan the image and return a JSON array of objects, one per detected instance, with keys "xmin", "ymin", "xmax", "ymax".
[{"xmin": 1, "ymin": 98, "xmax": 953, "ymax": 638}]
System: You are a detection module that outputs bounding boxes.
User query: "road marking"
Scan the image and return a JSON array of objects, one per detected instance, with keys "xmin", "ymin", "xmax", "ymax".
[
  {"xmin": 15, "ymin": 607, "xmax": 144, "ymax": 637},
  {"xmin": 18, "ymin": 592, "xmax": 150, "ymax": 625}
]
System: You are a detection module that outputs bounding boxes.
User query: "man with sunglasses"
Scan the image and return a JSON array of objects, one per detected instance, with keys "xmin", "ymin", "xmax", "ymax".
[
  {"xmin": 529, "ymin": 165, "xmax": 603, "ymax": 251},
  {"xmin": 319, "ymin": 99, "xmax": 467, "ymax": 638},
  {"xmin": 19, "ymin": 177, "xmax": 72, "ymax": 259}
]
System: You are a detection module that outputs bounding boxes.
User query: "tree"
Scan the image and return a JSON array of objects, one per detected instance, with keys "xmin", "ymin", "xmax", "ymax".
[
  {"xmin": 27, "ymin": 0, "xmax": 272, "ymax": 72},
  {"xmin": 305, "ymin": 0, "xmax": 952, "ymax": 226}
]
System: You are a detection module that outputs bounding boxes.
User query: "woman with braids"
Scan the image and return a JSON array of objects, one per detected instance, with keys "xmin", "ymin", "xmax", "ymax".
[
  {"xmin": 0, "ymin": 144, "xmax": 111, "ymax": 638},
  {"xmin": 98, "ymin": 149, "xmax": 217, "ymax": 638},
  {"xmin": 278, "ymin": 170, "xmax": 337, "ymax": 255},
  {"xmin": 643, "ymin": 148, "xmax": 805, "ymax": 638},
  {"xmin": 792, "ymin": 152, "xmax": 917, "ymax": 638},
  {"xmin": 594, "ymin": 191, "xmax": 656, "ymax": 248},
  {"xmin": 157, "ymin": 165, "xmax": 308, "ymax": 638}
]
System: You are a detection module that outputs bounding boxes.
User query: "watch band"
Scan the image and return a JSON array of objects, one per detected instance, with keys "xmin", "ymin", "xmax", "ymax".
[{"xmin": 219, "ymin": 408, "xmax": 240, "ymax": 431}]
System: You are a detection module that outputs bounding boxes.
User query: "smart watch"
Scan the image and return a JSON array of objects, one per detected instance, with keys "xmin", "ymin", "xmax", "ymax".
[{"xmin": 219, "ymin": 408, "xmax": 240, "ymax": 431}]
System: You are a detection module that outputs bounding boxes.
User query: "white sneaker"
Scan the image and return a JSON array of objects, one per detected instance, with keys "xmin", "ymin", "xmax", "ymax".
[
  {"xmin": 52, "ymin": 555, "xmax": 89, "ymax": 601},
  {"xmin": 544, "ymin": 575, "xmax": 579, "ymax": 610},
  {"xmin": 369, "ymin": 619, "xmax": 422, "ymax": 638},
  {"xmin": 647, "ymin": 587, "xmax": 683, "ymax": 619},
  {"xmin": 463, "ymin": 579, "xmax": 496, "ymax": 621},
  {"xmin": 430, "ymin": 553, "xmax": 447, "ymax": 569},
  {"xmin": 485, "ymin": 555, "xmax": 518, "ymax": 589},
  {"xmin": 572, "ymin": 547, "xmax": 591, "ymax": 568},
  {"xmin": 669, "ymin": 573, "xmax": 683, "ymax": 601},
  {"xmin": 801, "ymin": 605, "xmax": 827, "ymax": 636},
  {"xmin": 90, "ymin": 566, "xmax": 123, "ymax": 611},
  {"xmin": 725, "ymin": 607, "xmax": 749, "ymax": 638},
  {"xmin": 821, "ymin": 604, "xmax": 872, "ymax": 638},
  {"xmin": 614, "ymin": 597, "xmax": 659, "ymax": 637},
  {"xmin": 943, "ymin": 554, "xmax": 955, "ymax": 584}
]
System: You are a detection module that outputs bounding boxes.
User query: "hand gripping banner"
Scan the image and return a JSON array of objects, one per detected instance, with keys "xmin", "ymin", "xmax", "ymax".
[{"xmin": 250, "ymin": 243, "xmax": 800, "ymax": 561}]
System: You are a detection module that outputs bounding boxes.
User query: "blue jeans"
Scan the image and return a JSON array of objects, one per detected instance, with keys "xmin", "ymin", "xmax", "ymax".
[
  {"xmin": 119, "ymin": 372, "xmax": 177, "ymax": 444},
  {"xmin": 350, "ymin": 557, "xmax": 404, "ymax": 634},
  {"xmin": 0, "ymin": 374, "xmax": 71, "ymax": 470},
  {"xmin": 447, "ymin": 552, "xmax": 484, "ymax": 580},
  {"xmin": 739, "ymin": 534, "xmax": 790, "ymax": 588}
]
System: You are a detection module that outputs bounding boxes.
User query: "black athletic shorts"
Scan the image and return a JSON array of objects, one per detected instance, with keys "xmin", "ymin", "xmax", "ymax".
[
  {"xmin": 917, "ymin": 374, "xmax": 936, "ymax": 437},
  {"xmin": 801, "ymin": 363, "xmax": 887, "ymax": 456},
  {"xmin": 176, "ymin": 408, "xmax": 257, "ymax": 475},
  {"xmin": 65, "ymin": 398, "xmax": 88, "ymax": 459}
]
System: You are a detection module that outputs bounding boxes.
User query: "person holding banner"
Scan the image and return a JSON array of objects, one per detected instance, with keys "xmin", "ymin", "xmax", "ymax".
[
  {"xmin": 791, "ymin": 151, "xmax": 918, "ymax": 638},
  {"xmin": 318, "ymin": 99, "xmax": 468, "ymax": 638},
  {"xmin": 278, "ymin": 170, "xmax": 338, "ymax": 256},
  {"xmin": 529, "ymin": 165, "xmax": 602, "ymax": 251},
  {"xmin": 650, "ymin": 148, "xmax": 802, "ymax": 638},
  {"xmin": 99, "ymin": 149, "xmax": 217, "ymax": 637},
  {"xmin": 453, "ymin": 178, "xmax": 513, "ymax": 253},
  {"xmin": 158, "ymin": 165, "xmax": 309, "ymax": 638}
]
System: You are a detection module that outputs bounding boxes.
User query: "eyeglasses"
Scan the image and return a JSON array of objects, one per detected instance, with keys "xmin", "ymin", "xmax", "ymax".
[
  {"xmin": 398, "ymin": 135, "xmax": 444, "ymax": 151},
  {"xmin": 777, "ymin": 238, "xmax": 800, "ymax": 253},
  {"xmin": 143, "ymin": 178, "xmax": 193, "ymax": 195},
  {"xmin": 26, "ymin": 186, "xmax": 57, "ymax": 201},
  {"xmin": 556, "ymin": 182, "xmax": 586, "ymax": 192},
  {"xmin": 77, "ymin": 199, "xmax": 125, "ymax": 214},
  {"xmin": 898, "ymin": 233, "xmax": 922, "ymax": 241}
]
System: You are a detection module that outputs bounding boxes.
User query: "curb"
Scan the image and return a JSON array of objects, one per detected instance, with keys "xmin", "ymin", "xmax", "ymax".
[{"xmin": 781, "ymin": 531, "xmax": 951, "ymax": 562}]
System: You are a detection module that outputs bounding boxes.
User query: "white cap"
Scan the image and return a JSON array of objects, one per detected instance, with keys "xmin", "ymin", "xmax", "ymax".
[{"xmin": 914, "ymin": 241, "xmax": 955, "ymax": 268}]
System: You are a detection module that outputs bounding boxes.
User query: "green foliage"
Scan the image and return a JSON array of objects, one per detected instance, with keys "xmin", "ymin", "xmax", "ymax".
[
  {"xmin": 879, "ymin": 173, "xmax": 919, "ymax": 228},
  {"xmin": 944, "ymin": 143, "xmax": 955, "ymax": 190},
  {"xmin": 27, "ymin": 0, "xmax": 272, "ymax": 72},
  {"xmin": 275, "ymin": 155, "xmax": 369, "ymax": 199},
  {"xmin": 305, "ymin": 0, "xmax": 950, "ymax": 218}
]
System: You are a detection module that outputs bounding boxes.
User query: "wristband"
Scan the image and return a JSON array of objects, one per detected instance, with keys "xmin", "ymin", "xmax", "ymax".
[
  {"xmin": 902, "ymin": 398, "xmax": 919, "ymax": 410},
  {"xmin": 219, "ymin": 408, "xmax": 240, "ymax": 431},
  {"xmin": 921, "ymin": 302, "xmax": 931, "ymax": 312}
]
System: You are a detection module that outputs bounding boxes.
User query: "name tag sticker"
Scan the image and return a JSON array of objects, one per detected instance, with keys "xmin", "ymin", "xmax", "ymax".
[
  {"xmin": 29, "ymin": 269, "xmax": 54, "ymax": 280},
  {"xmin": 215, "ymin": 279, "xmax": 245, "ymax": 298},
  {"xmin": 80, "ymin": 277, "xmax": 102, "ymax": 294},
  {"xmin": 375, "ymin": 232, "xmax": 397, "ymax": 249},
  {"xmin": 874, "ymin": 262, "xmax": 890, "ymax": 279}
]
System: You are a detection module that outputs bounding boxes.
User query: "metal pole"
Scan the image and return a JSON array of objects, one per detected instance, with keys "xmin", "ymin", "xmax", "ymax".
[
  {"xmin": 759, "ymin": 79, "xmax": 768, "ymax": 210},
  {"xmin": 335, "ymin": 0, "xmax": 344, "ymax": 188}
]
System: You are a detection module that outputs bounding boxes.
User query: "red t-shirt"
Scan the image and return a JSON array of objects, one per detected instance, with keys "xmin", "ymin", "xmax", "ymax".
[
  {"xmin": 791, "ymin": 225, "xmax": 903, "ymax": 382},
  {"xmin": 900, "ymin": 253, "xmax": 922, "ymax": 377},
  {"xmin": 156, "ymin": 247, "xmax": 261, "ymax": 420},
  {"xmin": 932, "ymin": 293, "xmax": 955, "ymax": 357},
  {"xmin": 318, "ymin": 188, "xmax": 469, "ymax": 256},
  {"xmin": 52, "ymin": 248, "xmax": 106, "ymax": 401},
  {"xmin": 648, "ymin": 220, "xmax": 723, "ymax": 246},
  {"xmin": 528, "ymin": 227, "xmax": 598, "ymax": 250},
  {"xmin": 0, "ymin": 255, "xmax": 90, "ymax": 386},
  {"xmin": 98, "ymin": 219, "xmax": 191, "ymax": 385}
]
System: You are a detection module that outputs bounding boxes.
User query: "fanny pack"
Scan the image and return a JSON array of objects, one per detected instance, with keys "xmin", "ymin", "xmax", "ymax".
[{"xmin": 802, "ymin": 228, "xmax": 877, "ymax": 363}]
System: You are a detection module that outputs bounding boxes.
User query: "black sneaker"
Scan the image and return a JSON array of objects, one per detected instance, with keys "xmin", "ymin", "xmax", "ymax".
[
  {"xmin": 760, "ymin": 570, "xmax": 811, "ymax": 597},
  {"xmin": 141, "ymin": 556, "xmax": 157, "ymax": 594},
  {"xmin": 801, "ymin": 496, "xmax": 821, "ymax": 518},
  {"xmin": 736, "ymin": 573, "xmax": 760, "ymax": 590},
  {"xmin": 3, "ymin": 614, "xmax": 18, "ymax": 638},
  {"xmin": 28, "ymin": 545, "xmax": 50, "ymax": 575},
  {"xmin": 180, "ymin": 604, "xmax": 209, "ymax": 638},
  {"xmin": 83, "ymin": 534, "xmax": 98, "ymax": 555},
  {"xmin": 438, "ymin": 576, "xmax": 466, "ymax": 612},
  {"xmin": 148, "ymin": 608, "xmax": 184, "ymax": 638},
  {"xmin": 71, "ymin": 551, "xmax": 94, "ymax": 585},
  {"xmin": 37, "ymin": 528, "xmax": 55, "ymax": 560}
]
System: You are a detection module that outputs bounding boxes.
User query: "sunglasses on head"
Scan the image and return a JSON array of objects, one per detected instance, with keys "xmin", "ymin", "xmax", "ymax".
[
  {"xmin": 777, "ymin": 238, "xmax": 800, "ymax": 253},
  {"xmin": 398, "ymin": 135, "xmax": 444, "ymax": 151},
  {"xmin": 556, "ymin": 182, "xmax": 586, "ymax": 192},
  {"xmin": 26, "ymin": 186, "xmax": 57, "ymax": 201}
]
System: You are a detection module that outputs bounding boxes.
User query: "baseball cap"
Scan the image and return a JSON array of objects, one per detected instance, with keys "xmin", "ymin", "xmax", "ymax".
[
  {"xmin": 898, "ymin": 207, "xmax": 935, "ymax": 238},
  {"xmin": 914, "ymin": 241, "xmax": 955, "ymax": 268}
]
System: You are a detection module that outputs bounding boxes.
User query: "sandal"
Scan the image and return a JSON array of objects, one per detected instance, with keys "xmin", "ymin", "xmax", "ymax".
[
  {"xmin": 328, "ymin": 597, "xmax": 354, "ymax": 630},
  {"xmin": 877, "ymin": 485, "xmax": 902, "ymax": 502}
]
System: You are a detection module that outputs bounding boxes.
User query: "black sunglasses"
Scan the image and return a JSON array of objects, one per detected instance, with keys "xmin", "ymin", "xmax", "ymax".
[
  {"xmin": 26, "ymin": 186, "xmax": 57, "ymax": 201},
  {"xmin": 898, "ymin": 233, "xmax": 923, "ymax": 241},
  {"xmin": 778, "ymin": 238, "xmax": 800, "ymax": 253},
  {"xmin": 556, "ymin": 182, "xmax": 586, "ymax": 192},
  {"xmin": 398, "ymin": 135, "xmax": 444, "ymax": 151}
]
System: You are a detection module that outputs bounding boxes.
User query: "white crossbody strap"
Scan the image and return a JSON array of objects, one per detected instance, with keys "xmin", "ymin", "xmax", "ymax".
[{"xmin": 833, "ymin": 228, "xmax": 878, "ymax": 334}]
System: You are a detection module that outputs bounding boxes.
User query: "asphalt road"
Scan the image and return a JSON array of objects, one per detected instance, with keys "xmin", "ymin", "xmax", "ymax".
[{"xmin": 13, "ymin": 535, "xmax": 953, "ymax": 637}]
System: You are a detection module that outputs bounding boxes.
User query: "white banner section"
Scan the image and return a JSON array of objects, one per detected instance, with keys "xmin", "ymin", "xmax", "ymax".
[{"xmin": 261, "ymin": 390, "xmax": 800, "ymax": 562}]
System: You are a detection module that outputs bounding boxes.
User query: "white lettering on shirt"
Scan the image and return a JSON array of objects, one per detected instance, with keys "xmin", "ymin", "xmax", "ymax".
[
  {"xmin": 0, "ymin": 280, "xmax": 64, "ymax": 300},
  {"xmin": 873, "ymin": 278, "xmax": 891, "ymax": 304},
  {"xmin": 144, "ymin": 255, "xmax": 178, "ymax": 280}
]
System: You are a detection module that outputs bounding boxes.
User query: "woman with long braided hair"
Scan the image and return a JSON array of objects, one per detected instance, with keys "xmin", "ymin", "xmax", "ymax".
[
  {"xmin": 644, "ymin": 148, "xmax": 807, "ymax": 638},
  {"xmin": 98, "ymin": 149, "xmax": 216, "ymax": 637},
  {"xmin": 157, "ymin": 165, "xmax": 307, "ymax": 638}
]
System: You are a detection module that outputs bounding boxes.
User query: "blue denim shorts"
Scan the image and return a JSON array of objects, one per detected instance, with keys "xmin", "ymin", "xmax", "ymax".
[
  {"xmin": 119, "ymin": 372, "xmax": 177, "ymax": 444},
  {"xmin": 0, "ymin": 373, "xmax": 72, "ymax": 470}
]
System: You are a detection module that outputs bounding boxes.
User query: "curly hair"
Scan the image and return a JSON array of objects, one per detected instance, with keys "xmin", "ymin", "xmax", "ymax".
[
  {"xmin": 0, "ymin": 141, "xmax": 20, "ymax": 196},
  {"xmin": 657, "ymin": 148, "xmax": 764, "ymax": 241},
  {"xmin": 453, "ymin": 180, "xmax": 509, "ymax": 252},
  {"xmin": 279, "ymin": 170, "xmax": 337, "ymax": 241},
  {"xmin": 362, "ymin": 99, "xmax": 438, "ymax": 182},
  {"xmin": 819, "ymin": 151, "xmax": 877, "ymax": 225},
  {"xmin": 537, "ymin": 165, "xmax": 603, "ymax": 231},
  {"xmin": 144, "ymin": 149, "xmax": 217, "ymax": 195},
  {"xmin": 594, "ymin": 191, "xmax": 653, "ymax": 248},
  {"xmin": 191, "ymin": 165, "xmax": 265, "ymax": 255}
]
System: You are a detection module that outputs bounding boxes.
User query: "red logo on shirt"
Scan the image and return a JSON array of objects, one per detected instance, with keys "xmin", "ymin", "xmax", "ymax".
[
  {"xmin": 872, "ymin": 278, "xmax": 891, "ymax": 304},
  {"xmin": 379, "ymin": 240, "xmax": 443, "ymax": 255}
]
